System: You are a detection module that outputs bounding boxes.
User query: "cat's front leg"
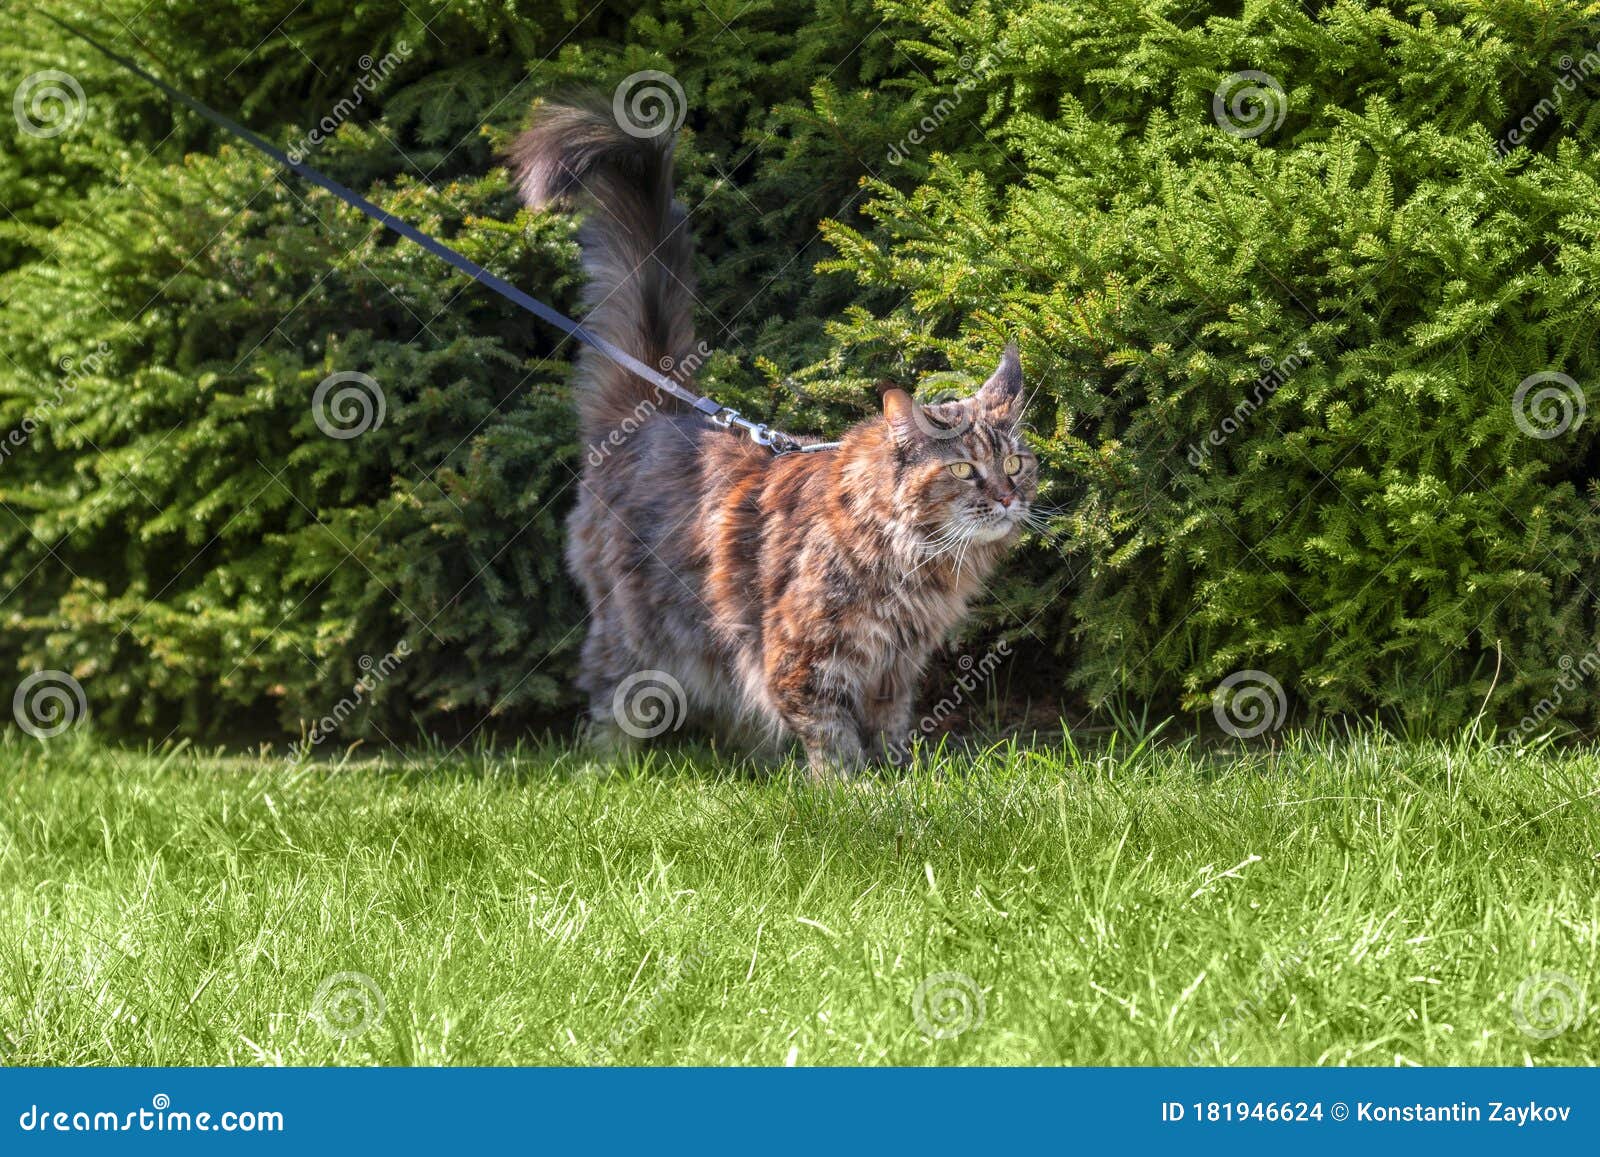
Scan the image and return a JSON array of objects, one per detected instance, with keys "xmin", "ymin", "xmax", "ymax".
[
  {"xmin": 797, "ymin": 716, "xmax": 866, "ymax": 782},
  {"xmin": 861, "ymin": 671, "xmax": 916, "ymax": 766},
  {"xmin": 766, "ymin": 633, "xmax": 868, "ymax": 780},
  {"xmin": 768, "ymin": 677, "xmax": 865, "ymax": 780}
]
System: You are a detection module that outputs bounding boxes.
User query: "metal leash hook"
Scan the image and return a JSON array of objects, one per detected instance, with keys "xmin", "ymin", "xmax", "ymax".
[
  {"xmin": 711, "ymin": 408, "xmax": 819, "ymax": 454},
  {"xmin": 711, "ymin": 409, "xmax": 765, "ymax": 443}
]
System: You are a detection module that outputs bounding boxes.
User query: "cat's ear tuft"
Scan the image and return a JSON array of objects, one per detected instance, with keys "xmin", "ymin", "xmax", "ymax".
[
  {"xmin": 974, "ymin": 341, "xmax": 1024, "ymax": 428},
  {"xmin": 879, "ymin": 381, "xmax": 922, "ymax": 446}
]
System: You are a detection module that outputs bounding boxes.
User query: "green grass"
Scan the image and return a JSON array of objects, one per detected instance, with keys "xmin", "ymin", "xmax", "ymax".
[{"xmin": 1, "ymin": 729, "xmax": 1596, "ymax": 1066}]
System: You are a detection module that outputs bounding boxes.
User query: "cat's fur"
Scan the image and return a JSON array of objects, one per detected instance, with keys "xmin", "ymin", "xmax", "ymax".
[{"xmin": 511, "ymin": 100, "xmax": 1037, "ymax": 778}]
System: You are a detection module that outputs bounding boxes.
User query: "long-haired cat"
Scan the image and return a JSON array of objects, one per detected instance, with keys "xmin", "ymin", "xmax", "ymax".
[{"xmin": 512, "ymin": 100, "xmax": 1037, "ymax": 778}]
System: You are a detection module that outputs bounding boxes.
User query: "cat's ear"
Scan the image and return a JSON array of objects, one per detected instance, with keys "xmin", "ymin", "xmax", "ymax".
[
  {"xmin": 879, "ymin": 382, "xmax": 923, "ymax": 446},
  {"xmin": 973, "ymin": 342, "xmax": 1024, "ymax": 429}
]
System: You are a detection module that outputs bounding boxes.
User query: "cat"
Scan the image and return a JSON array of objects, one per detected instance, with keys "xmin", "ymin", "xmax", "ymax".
[{"xmin": 511, "ymin": 100, "xmax": 1038, "ymax": 778}]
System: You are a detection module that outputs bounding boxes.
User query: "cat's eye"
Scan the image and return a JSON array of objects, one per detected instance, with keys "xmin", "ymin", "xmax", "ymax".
[
  {"xmin": 1003, "ymin": 454, "xmax": 1024, "ymax": 475},
  {"xmin": 947, "ymin": 462, "xmax": 975, "ymax": 480}
]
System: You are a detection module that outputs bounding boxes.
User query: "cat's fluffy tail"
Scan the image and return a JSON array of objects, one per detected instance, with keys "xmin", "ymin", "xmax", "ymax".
[{"xmin": 509, "ymin": 99, "xmax": 697, "ymax": 443}]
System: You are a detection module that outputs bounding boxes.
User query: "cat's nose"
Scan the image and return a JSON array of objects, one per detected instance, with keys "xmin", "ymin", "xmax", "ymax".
[{"xmin": 997, "ymin": 492, "xmax": 1017, "ymax": 508}]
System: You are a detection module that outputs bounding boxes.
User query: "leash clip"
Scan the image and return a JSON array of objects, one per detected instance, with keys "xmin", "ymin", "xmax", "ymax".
[
  {"xmin": 712, "ymin": 409, "xmax": 779, "ymax": 449},
  {"xmin": 710, "ymin": 408, "xmax": 832, "ymax": 455}
]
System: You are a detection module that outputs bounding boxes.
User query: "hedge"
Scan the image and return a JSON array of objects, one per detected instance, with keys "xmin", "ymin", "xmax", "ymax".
[{"xmin": 2, "ymin": 0, "xmax": 1597, "ymax": 743}]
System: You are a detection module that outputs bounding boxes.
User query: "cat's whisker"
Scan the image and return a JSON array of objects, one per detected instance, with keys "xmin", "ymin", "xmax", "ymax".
[
  {"xmin": 955, "ymin": 540, "xmax": 975, "ymax": 582},
  {"xmin": 910, "ymin": 516, "xmax": 984, "ymax": 577},
  {"xmin": 951, "ymin": 520, "xmax": 984, "ymax": 582},
  {"xmin": 908, "ymin": 526, "xmax": 972, "ymax": 575},
  {"xmin": 907, "ymin": 548, "xmax": 953, "ymax": 577},
  {"xmin": 916, "ymin": 521, "xmax": 976, "ymax": 555}
]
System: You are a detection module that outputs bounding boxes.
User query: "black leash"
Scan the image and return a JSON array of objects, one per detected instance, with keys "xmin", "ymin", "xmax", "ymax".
[{"xmin": 30, "ymin": 7, "xmax": 840, "ymax": 453}]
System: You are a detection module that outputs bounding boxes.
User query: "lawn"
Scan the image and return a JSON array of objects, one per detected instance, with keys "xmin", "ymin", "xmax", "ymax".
[{"xmin": 1, "ymin": 730, "xmax": 1595, "ymax": 1066}]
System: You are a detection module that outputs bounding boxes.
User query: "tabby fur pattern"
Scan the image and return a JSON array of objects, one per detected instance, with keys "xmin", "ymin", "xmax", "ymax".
[{"xmin": 511, "ymin": 100, "xmax": 1037, "ymax": 777}]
